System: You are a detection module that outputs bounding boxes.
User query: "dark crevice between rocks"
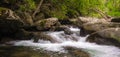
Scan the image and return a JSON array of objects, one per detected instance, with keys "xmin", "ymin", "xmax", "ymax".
[
  {"xmin": 58, "ymin": 19, "xmax": 73, "ymax": 25},
  {"xmin": 111, "ymin": 17, "xmax": 120, "ymax": 23},
  {"xmin": 79, "ymin": 27, "xmax": 93, "ymax": 37}
]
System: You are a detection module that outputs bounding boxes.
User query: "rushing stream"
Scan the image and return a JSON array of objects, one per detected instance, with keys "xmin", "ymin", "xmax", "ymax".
[{"xmin": 12, "ymin": 27, "xmax": 120, "ymax": 57}]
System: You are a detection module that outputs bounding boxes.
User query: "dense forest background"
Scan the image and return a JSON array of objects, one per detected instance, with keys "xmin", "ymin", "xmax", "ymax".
[{"xmin": 0, "ymin": 0, "xmax": 120, "ymax": 20}]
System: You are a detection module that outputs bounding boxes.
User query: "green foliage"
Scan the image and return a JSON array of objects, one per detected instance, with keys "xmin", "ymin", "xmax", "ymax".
[
  {"xmin": 50, "ymin": 0, "xmax": 120, "ymax": 19},
  {"xmin": 106, "ymin": 0, "xmax": 120, "ymax": 17},
  {"xmin": 1, "ymin": 0, "xmax": 119, "ymax": 19},
  {"xmin": 19, "ymin": 0, "xmax": 36, "ymax": 12}
]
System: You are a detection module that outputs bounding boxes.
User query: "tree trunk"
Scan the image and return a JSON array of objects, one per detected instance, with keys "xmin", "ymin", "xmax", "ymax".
[
  {"xmin": 92, "ymin": 8, "xmax": 112, "ymax": 21},
  {"xmin": 32, "ymin": 0, "xmax": 44, "ymax": 18}
]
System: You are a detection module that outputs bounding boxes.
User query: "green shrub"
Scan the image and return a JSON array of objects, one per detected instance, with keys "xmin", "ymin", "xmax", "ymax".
[
  {"xmin": 50, "ymin": 0, "xmax": 120, "ymax": 19},
  {"xmin": 19, "ymin": 0, "xmax": 36, "ymax": 12},
  {"xmin": 2, "ymin": 0, "xmax": 119, "ymax": 19}
]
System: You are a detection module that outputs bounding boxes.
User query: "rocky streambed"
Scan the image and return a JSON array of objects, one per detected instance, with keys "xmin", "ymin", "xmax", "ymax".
[
  {"xmin": 0, "ymin": 27, "xmax": 120, "ymax": 57},
  {"xmin": 0, "ymin": 9, "xmax": 120, "ymax": 57}
]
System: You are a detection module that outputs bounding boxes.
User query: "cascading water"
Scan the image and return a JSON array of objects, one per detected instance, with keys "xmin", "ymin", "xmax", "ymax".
[{"xmin": 13, "ymin": 27, "xmax": 120, "ymax": 57}]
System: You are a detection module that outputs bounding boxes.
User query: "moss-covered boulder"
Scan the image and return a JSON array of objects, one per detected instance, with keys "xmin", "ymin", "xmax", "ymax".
[{"xmin": 34, "ymin": 18, "xmax": 61, "ymax": 31}]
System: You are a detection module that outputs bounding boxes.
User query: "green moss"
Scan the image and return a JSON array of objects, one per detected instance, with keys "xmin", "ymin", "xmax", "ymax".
[{"xmin": 39, "ymin": 20, "xmax": 47, "ymax": 28}]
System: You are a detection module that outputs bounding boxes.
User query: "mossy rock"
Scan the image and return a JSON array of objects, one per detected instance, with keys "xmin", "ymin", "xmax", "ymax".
[{"xmin": 34, "ymin": 18, "xmax": 60, "ymax": 31}]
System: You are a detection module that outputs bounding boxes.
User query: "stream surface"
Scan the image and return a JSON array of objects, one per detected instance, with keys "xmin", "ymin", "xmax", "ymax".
[{"xmin": 11, "ymin": 27, "xmax": 120, "ymax": 57}]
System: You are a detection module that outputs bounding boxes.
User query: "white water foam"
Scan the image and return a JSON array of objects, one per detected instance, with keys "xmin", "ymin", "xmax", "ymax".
[{"xmin": 13, "ymin": 27, "xmax": 120, "ymax": 57}]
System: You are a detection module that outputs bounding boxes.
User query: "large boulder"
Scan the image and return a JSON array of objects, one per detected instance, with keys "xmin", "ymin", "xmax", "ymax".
[
  {"xmin": 34, "ymin": 18, "xmax": 61, "ymax": 31},
  {"xmin": 77, "ymin": 17, "xmax": 109, "ymax": 31},
  {"xmin": 75, "ymin": 17, "xmax": 120, "ymax": 32},
  {"xmin": 0, "ymin": 8, "xmax": 33, "ymax": 41},
  {"xmin": 82, "ymin": 22, "xmax": 109, "ymax": 32},
  {"xmin": 87, "ymin": 28, "xmax": 120, "ymax": 47},
  {"xmin": 0, "ymin": 8, "xmax": 23, "ymax": 34},
  {"xmin": 0, "ymin": 18, "xmax": 23, "ymax": 37}
]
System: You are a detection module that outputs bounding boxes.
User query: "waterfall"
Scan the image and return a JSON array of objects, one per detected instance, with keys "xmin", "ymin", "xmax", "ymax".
[{"xmin": 13, "ymin": 27, "xmax": 120, "ymax": 57}]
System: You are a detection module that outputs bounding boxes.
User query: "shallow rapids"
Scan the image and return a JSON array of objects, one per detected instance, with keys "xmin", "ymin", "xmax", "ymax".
[{"xmin": 13, "ymin": 27, "xmax": 120, "ymax": 57}]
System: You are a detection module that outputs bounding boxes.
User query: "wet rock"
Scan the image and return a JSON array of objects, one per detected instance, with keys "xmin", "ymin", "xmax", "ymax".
[
  {"xmin": 34, "ymin": 18, "xmax": 61, "ymax": 31},
  {"xmin": 87, "ymin": 28, "xmax": 120, "ymax": 47},
  {"xmin": 64, "ymin": 27, "xmax": 73, "ymax": 35},
  {"xmin": 0, "ymin": 18, "xmax": 23, "ymax": 37},
  {"xmin": 14, "ymin": 29, "xmax": 33, "ymax": 40},
  {"xmin": 0, "ymin": 37, "xmax": 15, "ymax": 44},
  {"xmin": 0, "ymin": 7, "xmax": 24, "ymax": 38},
  {"xmin": 53, "ymin": 25, "xmax": 68, "ymax": 31},
  {"xmin": 0, "ymin": 46, "xmax": 51, "ymax": 57},
  {"xmin": 31, "ymin": 32, "xmax": 55, "ymax": 43},
  {"xmin": 64, "ymin": 46, "xmax": 90, "ymax": 57},
  {"xmin": 0, "ymin": 46, "xmax": 89, "ymax": 57},
  {"xmin": 80, "ymin": 27, "xmax": 90, "ymax": 37},
  {"xmin": 0, "ymin": 29, "xmax": 33, "ymax": 44}
]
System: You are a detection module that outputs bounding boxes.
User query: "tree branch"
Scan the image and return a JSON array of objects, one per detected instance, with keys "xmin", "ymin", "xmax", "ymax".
[{"xmin": 32, "ymin": 0, "xmax": 44, "ymax": 18}]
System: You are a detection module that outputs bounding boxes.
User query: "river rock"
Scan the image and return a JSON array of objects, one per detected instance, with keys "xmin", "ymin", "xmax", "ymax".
[
  {"xmin": 64, "ymin": 46, "xmax": 90, "ymax": 57},
  {"xmin": 0, "ymin": 8, "xmax": 34, "ymax": 42},
  {"xmin": 0, "ymin": 18, "xmax": 23, "ymax": 37},
  {"xmin": 87, "ymin": 28, "xmax": 120, "ymax": 47},
  {"xmin": 14, "ymin": 29, "xmax": 33, "ymax": 40},
  {"xmin": 78, "ymin": 17, "xmax": 109, "ymax": 31},
  {"xmin": 75, "ymin": 17, "xmax": 120, "ymax": 33},
  {"xmin": 34, "ymin": 18, "xmax": 61, "ymax": 31},
  {"xmin": 63, "ymin": 26, "xmax": 73, "ymax": 35},
  {"xmin": 0, "ymin": 7, "xmax": 23, "ymax": 36},
  {"xmin": 31, "ymin": 32, "xmax": 56, "ymax": 43},
  {"xmin": 0, "ymin": 46, "xmax": 89, "ymax": 57}
]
